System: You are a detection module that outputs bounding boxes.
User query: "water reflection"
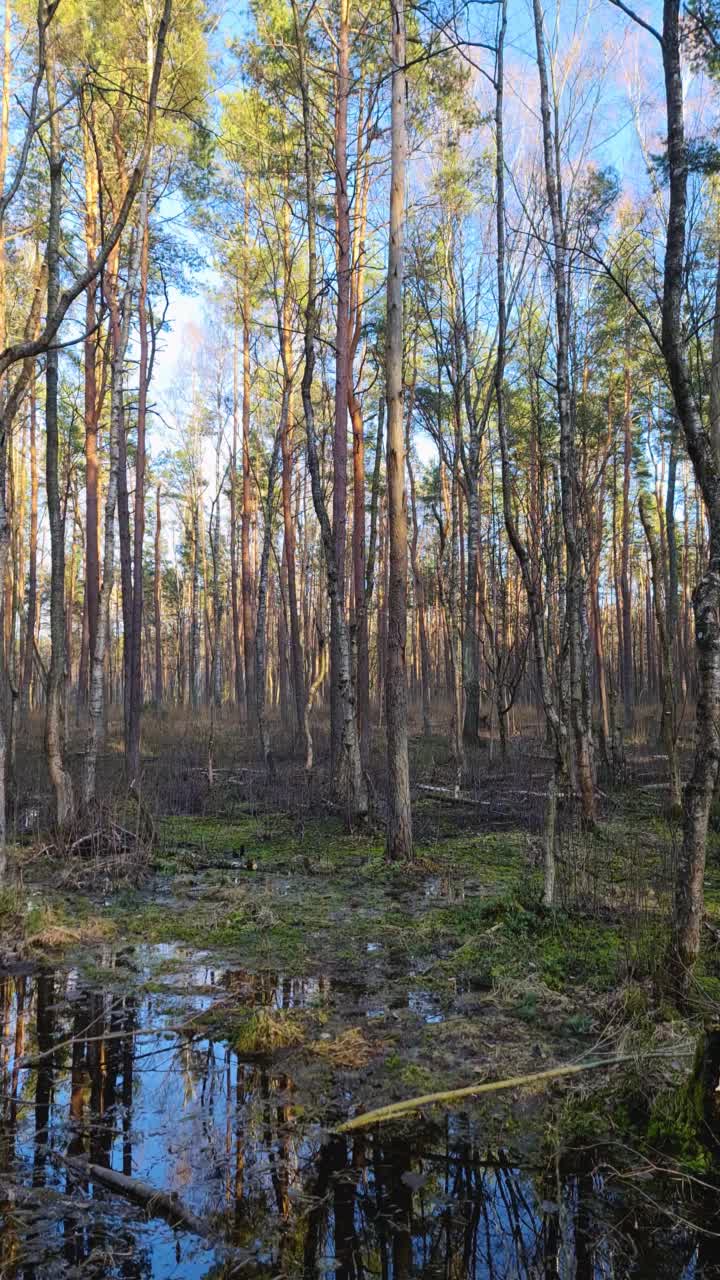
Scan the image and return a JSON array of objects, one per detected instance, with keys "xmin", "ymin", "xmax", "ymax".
[{"xmin": 0, "ymin": 957, "xmax": 719, "ymax": 1278}]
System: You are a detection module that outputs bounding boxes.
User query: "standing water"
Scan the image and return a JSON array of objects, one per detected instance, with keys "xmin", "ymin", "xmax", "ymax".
[{"xmin": 1, "ymin": 948, "xmax": 719, "ymax": 1278}]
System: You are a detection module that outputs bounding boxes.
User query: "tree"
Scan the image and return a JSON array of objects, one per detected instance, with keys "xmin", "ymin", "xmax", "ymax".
[{"xmin": 385, "ymin": 0, "xmax": 412, "ymax": 860}]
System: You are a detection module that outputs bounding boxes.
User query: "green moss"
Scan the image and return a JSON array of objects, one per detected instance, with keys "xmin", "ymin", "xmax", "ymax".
[
  {"xmin": 399, "ymin": 1063, "xmax": 436, "ymax": 1091},
  {"xmin": 647, "ymin": 1042, "xmax": 714, "ymax": 1173}
]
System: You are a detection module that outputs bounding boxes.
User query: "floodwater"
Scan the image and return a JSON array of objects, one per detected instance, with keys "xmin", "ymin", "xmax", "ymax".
[{"xmin": 1, "ymin": 947, "xmax": 719, "ymax": 1278}]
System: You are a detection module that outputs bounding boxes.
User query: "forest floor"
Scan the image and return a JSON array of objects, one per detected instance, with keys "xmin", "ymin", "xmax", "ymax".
[{"xmin": 3, "ymin": 721, "xmax": 720, "ymax": 1274}]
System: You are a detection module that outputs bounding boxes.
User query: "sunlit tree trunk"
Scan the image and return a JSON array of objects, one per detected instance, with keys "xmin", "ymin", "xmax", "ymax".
[
  {"xmin": 81, "ymin": 110, "xmax": 100, "ymax": 706},
  {"xmin": 349, "ymin": 146, "xmax": 370, "ymax": 764},
  {"xmin": 127, "ymin": 159, "xmax": 152, "ymax": 781},
  {"xmin": 638, "ymin": 491, "xmax": 682, "ymax": 810},
  {"xmin": 656, "ymin": 0, "xmax": 720, "ymax": 992},
  {"xmin": 44, "ymin": 48, "xmax": 74, "ymax": 830},
  {"xmin": 532, "ymin": 0, "xmax": 595, "ymax": 822},
  {"xmin": 621, "ymin": 332, "xmax": 635, "ymax": 736},
  {"xmin": 20, "ymin": 370, "xmax": 37, "ymax": 722},
  {"xmin": 256, "ymin": 426, "xmax": 282, "ymax": 776},
  {"xmin": 292, "ymin": 0, "xmax": 367, "ymax": 824},
  {"xmin": 384, "ymin": 0, "xmax": 412, "ymax": 859},
  {"xmin": 154, "ymin": 483, "xmax": 163, "ymax": 706},
  {"xmin": 496, "ymin": 0, "xmax": 565, "ymax": 903},
  {"xmin": 241, "ymin": 185, "xmax": 256, "ymax": 728},
  {"xmin": 330, "ymin": 0, "xmax": 351, "ymax": 777}
]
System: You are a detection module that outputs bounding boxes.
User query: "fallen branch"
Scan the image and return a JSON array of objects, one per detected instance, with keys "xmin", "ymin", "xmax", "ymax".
[
  {"xmin": 334, "ymin": 1052, "xmax": 688, "ymax": 1133},
  {"xmin": 417, "ymin": 785, "xmax": 491, "ymax": 806},
  {"xmin": 59, "ymin": 1154, "xmax": 209, "ymax": 1237}
]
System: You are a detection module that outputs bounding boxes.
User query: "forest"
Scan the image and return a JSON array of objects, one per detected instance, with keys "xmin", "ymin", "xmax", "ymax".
[{"xmin": 3, "ymin": 0, "xmax": 720, "ymax": 1274}]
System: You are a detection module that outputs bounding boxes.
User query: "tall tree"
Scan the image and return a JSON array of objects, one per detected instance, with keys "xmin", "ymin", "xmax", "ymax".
[{"xmin": 385, "ymin": 0, "xmax": 412, "ymax": 859}]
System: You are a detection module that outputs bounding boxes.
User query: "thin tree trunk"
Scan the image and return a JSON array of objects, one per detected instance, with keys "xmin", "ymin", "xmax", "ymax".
[
  {"xmin": 84, "ymin": 274, "xmax": 137, "ymax": 807},
  {"xmin": 256, "ymin": 427, "xmax": 282, "ymax": 776},
  {"xmin": 229, "ymin": 293, "xmax": 243, "ymax": 709},
  {"xmin": 621, "ymin": 338, "xmax": 634, "ymax": 735},
  {"xmin": 154, "ymin": 483, "xmax": 163, "ymax": 705},
  {"xmin": 241, "ymin": 185, "xmax": 256, "ymax": 728},
  {"xmin": 82, "ymin": 112, "xmax": 100, "ymax": 703},
  {"xmin": 127, "ymin": 159, "xmax": 152, "ymax": 781},
  {"xmin": 496, "ymin": 0, "xmax": 564, "ymax": 902},
  {"xmin": 349, "ymin": 102, "xmax": 370, "ymax": 765},
  {"xmin": 657, "ymin": 0, "xmax": 720, "ymax": 992},
  {"xmin": 330, "ymin": 0, "xmax": 351, "ymax": 777},
  {"xmin": 532, "ymin": 0, "xmax": 594, "ymax": 822},
  {"xmin": 639, "ymin": 492, "xmax": 682, "ymax": 809},
  {"xmin": 291, "ymin": 0, "xmax": 367, "ymax": 824},
  {"xmin": 20, "ymin": 370, "xmax": 37, "ymax": 721},
  {"xmin": 277, "ymin": 203, "xmax": 306, "ymax": 753},
  {"xmin": 407, "ymin": 412, "xmax": 431, "ymax": 735},
  {"xmin": 385, "ymin": 0, "xmax": 412, "ymax": 860},
  {"xmin": 44, "ymin": 48, "xmax": 74, "ymax": 830}
]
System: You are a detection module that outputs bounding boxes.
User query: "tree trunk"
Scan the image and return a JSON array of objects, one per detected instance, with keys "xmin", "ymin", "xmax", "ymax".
[
  {"xmin": 621, "ymin": 340, "xmax": 635, "ymax": 735},
  {"xmin": 384, "ymin": 0, "xmax": 412, "ymax": 860},
  {"xmin": 710, "ymin": 245, "xmax": 720, "ymax": 470},
  {"xmin": 20, "ymin": 370, "xmax": 37, "ymax": 721},
  {"xmin": 639, "ymin": 492, "xmax": 682, "ymax": 809},
  {"xmin": 241, "ymin": 185, "xmax": 256, "ymax": 728},
  {"xmin": 532, "ymin": 0, "xmax": 594, "ymax": 822},
  {"xmin": 407, "ymin": 412, "xmax": 431, "ymax": 735},
  {"xmin": 292, "ymin": 0, "xmax": 367, "ymax": 824},
  {"xmin": 657, "ymin": 0, "xmax": 720, "ymax": 992},
  {"xmin": 497, "ymin": 0, "xmax": 564, "ymax": 901},
  {"xmin": 349, "ymin": 106, "xmax": 371, "ymax": 765},
  {"xmin": 230, "ymin": 293, "xmax": 244, "ymax": 709},
  {"xmin": 330, "ymin": 0, "xmax": 351, "ymax": 777},
  {"xmin": 44, "ymin": 50, "xmax": 74, "ymax": 830},
  {"xmin": 81, "ymin": 112, "xmax": 100, "ymax": 705},
  {"xmin": 256, "ymin": 426, "xmax": 282, "ymax": 776},
  {"xmin": 278, "ymin": 205, "xmax": 306, "ymax": 753},
  {"xmin": 126, "ymin": 161, "xmax": 152, "ymax": 781},
  {"xmin": 154, "ymin": 483, "xmax": 163, "ymax": 705}
]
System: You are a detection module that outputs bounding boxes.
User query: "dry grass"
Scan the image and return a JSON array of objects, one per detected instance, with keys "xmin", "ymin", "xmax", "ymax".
[
  {"xmin": 310, "ymin": 1027, "xmax": 384, "ymax": 1069},
  {"xmin": 25, "ymin": 907, "xmax": 116, "ymax": 953},
  {"xmin": 233, "ymin": 1008, "xmax": 307, "ymax": 1055}
]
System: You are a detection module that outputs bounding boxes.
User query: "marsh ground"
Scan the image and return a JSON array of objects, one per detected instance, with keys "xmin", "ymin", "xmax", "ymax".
[{"xmin": 3, "ymin": 717, "xmax": 720, "ymax": 1275}]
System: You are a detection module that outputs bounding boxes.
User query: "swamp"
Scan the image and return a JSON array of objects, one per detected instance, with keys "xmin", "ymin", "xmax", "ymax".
[
  {"xmin": 4, "ymin": 718, "xmax": 720, "ymax": 1277},
  {"xmin": 4, "ymin": 0, "xmax": 720, "ymax": 1273}
]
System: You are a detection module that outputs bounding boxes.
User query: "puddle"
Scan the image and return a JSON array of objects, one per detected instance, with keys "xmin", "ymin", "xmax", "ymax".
[
  {"xmin": 407, "ymin": 989, "xmax": 444, "ymax": 1022},
  {"xmin": 1, "ymin": 951, "xmax": 720, "ymax": 1277}
]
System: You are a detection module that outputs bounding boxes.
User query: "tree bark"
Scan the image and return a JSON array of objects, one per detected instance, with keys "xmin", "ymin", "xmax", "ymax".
[
  {"xmin": 621, "ymin": 339, "xmax": 635, "ymax": 735},
  {"xmin": 330, "ymin": 0, "xmax": 351, "ymax": 777},
  {"xmin": 532, "ymin": 0, "xmax": 595, "ymax": 822},
  {"xmin": 639, "ymin": 491, "xmax": 682, "ymax": 809},
  {"xmin": 496, "ymin": 0, "xmax": 565, "ymax": 901},
  {"xmin": 292, "ymin": 0, "xmax": 367, "ymax": 824},
  {"xmin": 20, "ymin": 369, "xmax": 38, "ymax": 721},
  {"xmin": 127, "ymin": 157, "xmax": 152, "ymax": 781},
  {"xmin": 81, "ymin": 110, "xmax": 100, "ymax": 702},
  {"xmin": 154, "ymin": 483, "xmax": 163, "ymax": 705},
  {"xmin": 256, "ymin": 427, "xmax": 282, "ymax": 776},
  {"xmin": 655, "ymin": 0, "xmax": 720, "ymax": 992},
  {"xmin": 385, "ymin": 0, "xmax": 412, "ymax": 860},
  {"xmin": 44, "ymin": 48, "xmax": 74, "ymax": 830},
  {"xmin": 241, "ymin": 184, "xmax": 256, "ymax": 728}
]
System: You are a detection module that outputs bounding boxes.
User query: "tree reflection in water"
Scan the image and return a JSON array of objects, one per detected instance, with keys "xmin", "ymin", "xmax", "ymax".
[{"xmin": 0, "ymin": 961, "xmax": 718, "ymax": 1278}]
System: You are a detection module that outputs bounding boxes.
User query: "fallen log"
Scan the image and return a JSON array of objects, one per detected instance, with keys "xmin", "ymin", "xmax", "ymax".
[
  {"xmin": 417, "ymin": 785, "xmax": 491, "ymax": 806},
  {"xmin": 59, "ymin": 1154, "xmax": 209, "ymax": 1237},
  {"xmin": 334, "ymin": 1049, "xmax": 693, "ymax": 1133}
]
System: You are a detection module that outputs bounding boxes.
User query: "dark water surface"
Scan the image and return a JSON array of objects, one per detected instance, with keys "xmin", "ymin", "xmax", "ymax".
[{"xmin": 1, "ymin": 946, "xmax": 719, "ymax": 1278}]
